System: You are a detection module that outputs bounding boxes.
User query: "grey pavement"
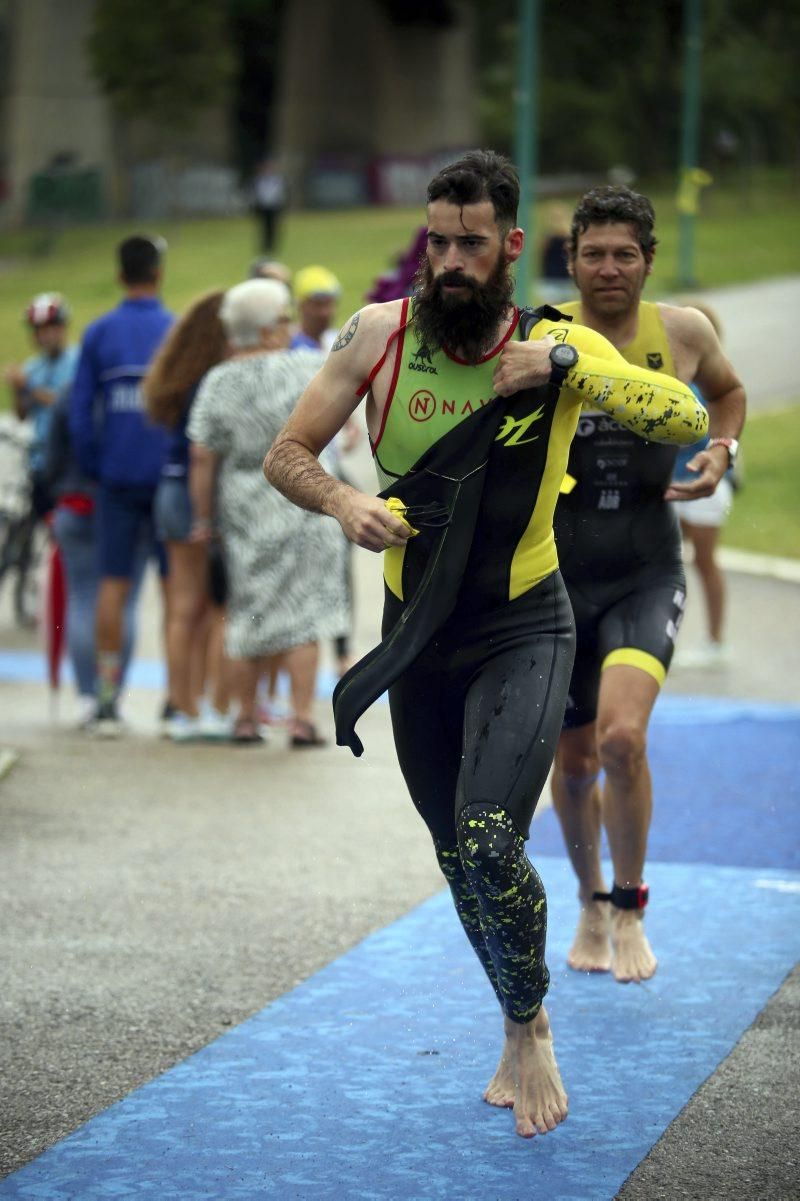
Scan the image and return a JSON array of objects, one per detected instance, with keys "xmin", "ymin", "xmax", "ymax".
[{"xmin": 1, "ymin": 277, "xmax": 799, "ymax": 1195}]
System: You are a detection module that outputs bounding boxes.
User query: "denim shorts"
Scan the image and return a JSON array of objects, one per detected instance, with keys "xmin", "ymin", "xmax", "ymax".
[
  {"xmin": 154, "ymin": 476, "xmax": 193, "ymax": 543},
  {"xmin": 96, "ymin": 483, "xmax": 167, "ymax": 578}
]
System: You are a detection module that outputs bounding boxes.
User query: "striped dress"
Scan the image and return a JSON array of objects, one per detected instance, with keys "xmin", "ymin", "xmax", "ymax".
[{"xmin": 188, "ymin": 349, "xmax": 349, "ymax": 659}]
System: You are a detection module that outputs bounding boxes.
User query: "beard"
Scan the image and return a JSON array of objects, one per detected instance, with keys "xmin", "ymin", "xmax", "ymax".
[{"xmin": 411, "ymin": 254, "xmax": 515, "ymax": 364}]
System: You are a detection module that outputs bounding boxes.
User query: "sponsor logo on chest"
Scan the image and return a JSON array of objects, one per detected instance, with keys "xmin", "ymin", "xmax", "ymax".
[
  {"xmin": 408, "ymin": 344, "xmax": 438, "ymax": 375},
  {"xmin": 407, "ymin": 389, "xmax": 495, "ymax": 423}
]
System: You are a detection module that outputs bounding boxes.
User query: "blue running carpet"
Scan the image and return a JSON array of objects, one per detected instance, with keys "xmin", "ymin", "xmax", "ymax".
[
  {"xmin": 534, "ymin": 711, "xmax": 800, "ymax": 871},
  {"xmin": 2, "ymin": 649, "xmax": 798, "ymax": 1199},
  {"xmin": 0, "ymin": 856, "xmax": 796, "ymax": 1201}
]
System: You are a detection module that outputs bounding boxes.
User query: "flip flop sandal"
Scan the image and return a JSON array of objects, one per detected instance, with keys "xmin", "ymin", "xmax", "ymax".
[
  {"xmin": 232, "ymin": 717, "xmax": 265, "ymax": 745},
  {"xmin": 290, "ymin": 719, "xmax": 327, "ymax": 748}
]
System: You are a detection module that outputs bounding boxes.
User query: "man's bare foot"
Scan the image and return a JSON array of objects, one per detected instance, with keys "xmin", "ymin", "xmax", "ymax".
[
  {"xmin": 567, "ymin": 899, "xmax": 612, "ymax": 972},
  {"xmin": 483, "ymin": 1043, "xmax": 516, "ymax": 1109},
  {"xmin": 610, "ymin": 908, "xmax": 657, "ymax": 982},
  {"xmin": 496, "ymin": 1007, "xmax": 568, "ymax": 1138}
]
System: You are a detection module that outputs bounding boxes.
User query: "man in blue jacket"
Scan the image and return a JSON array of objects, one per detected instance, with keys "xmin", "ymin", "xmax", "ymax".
[{"xmin": 69, "ymin": 235, "xmax": 173, "ymax": 734}]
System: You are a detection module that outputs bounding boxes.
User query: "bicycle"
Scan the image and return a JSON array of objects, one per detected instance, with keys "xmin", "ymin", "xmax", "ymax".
[{"xmin": 0, "ymin": 414, "xmax": 47, "ymax": 628}]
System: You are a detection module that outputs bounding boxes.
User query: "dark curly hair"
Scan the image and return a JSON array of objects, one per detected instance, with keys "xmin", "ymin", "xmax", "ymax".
[
  {"xmin": 569, "ymin": 186, "xmax": 658, "ymax": 261},
  {"xmin": 427, "ymin": 150, "xmax": 519, "ymax": 233}
]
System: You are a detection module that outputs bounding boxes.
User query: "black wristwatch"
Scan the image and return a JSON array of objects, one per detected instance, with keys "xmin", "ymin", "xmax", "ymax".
[{"xmin": 549, "ymin": 342, "xmax": 579, "ymax": 388}]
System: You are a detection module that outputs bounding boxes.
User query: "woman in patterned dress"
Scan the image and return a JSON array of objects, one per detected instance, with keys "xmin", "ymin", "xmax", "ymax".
[{"xmin": 188, "ymin": 280, "xmax": 349, "ymax": 746}]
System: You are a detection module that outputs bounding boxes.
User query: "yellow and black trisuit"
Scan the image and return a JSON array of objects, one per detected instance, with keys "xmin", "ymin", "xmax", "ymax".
[
  {"xmin": 333, "ymin": 300, "xmax": 705, "ymax": 1023},
  {"xmin": 546, "ymin": 300, "xmax": 689, "ymax": 727}
]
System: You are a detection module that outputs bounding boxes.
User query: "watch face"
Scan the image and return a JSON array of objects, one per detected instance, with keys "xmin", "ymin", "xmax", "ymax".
[{"xmin": 552, "ymin": 343, "xmax": 578, "ymax": 368}]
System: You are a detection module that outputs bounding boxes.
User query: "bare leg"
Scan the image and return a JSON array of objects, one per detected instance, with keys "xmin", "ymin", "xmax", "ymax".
[
  {"xmin": 96, "ymin": 577, "xmax": 132, "ymax": 704},
  {"xmin": 684, "ymin": 521, "xmax": 726, "ymax": 643},
  {"xmin": 596, "ymin": 665, "xmax": 660, "ymax": 983},
  {"xmin": 284, "ymin": 641, "xmax": 319, "ymax": 727},
  {"xmin": 229, "ymin": 657, "xmax": 261, "ymax": 722},
  {"xmin": 551, "ymin": 726, "xmax": 611, "ymax": 971},
  {"xmin": 205, "ymin": 605, "xmax": 231, "ymax": 714},
  {"xmin": 96, "ymin": 577, "xmax": 130, "ymax": 656},
  {"xmin": 189, "ymin": 608, "xmax": 211, "ymax": 706},
  {"xmin": 164, "ymin": 541, "xmax": 208, "ymax": 716}
]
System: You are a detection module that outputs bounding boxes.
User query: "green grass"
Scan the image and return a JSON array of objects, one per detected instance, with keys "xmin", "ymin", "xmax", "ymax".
[
  {"xmin": 723, "ymin": 407, "xmax": 800, "ymax": 560},
  {"xmin": 0, "ymin": 207, "xmax": 427, "ymax": 371}
]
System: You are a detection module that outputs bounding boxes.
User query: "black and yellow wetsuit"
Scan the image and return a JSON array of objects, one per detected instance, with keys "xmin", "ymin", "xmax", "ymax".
[
  {"xmin": 335, "ymin": 299, "xmax": 705, "ymax": 1023},
  {"xmin": 544, "ymin": 301, "xmax": 686, "ymax": 726}
]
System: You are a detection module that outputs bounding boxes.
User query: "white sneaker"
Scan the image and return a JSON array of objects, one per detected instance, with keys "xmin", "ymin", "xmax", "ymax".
[
  {"xmin": 76, "ymin": 696, "xmax": 98, "ymax": 730},
  {"xmin": 167, "ymin": 712, "xmax": 203, "ymax": 743},
  {"xmin": 92, "ymin": 700, "xmax": 124, "ymax": 738},
  {"xmin": 198, "ymin": 703, "xmax": 233, "ymax": 741},
  {"xmin": 672, "ymin": 641, "xmax": 732, "ymax": 670}
]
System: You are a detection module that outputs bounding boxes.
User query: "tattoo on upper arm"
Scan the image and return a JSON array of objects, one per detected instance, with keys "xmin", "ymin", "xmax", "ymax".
[{"xmin": 332, "ymin": 313, "xmax": 360, "ymax": 352}]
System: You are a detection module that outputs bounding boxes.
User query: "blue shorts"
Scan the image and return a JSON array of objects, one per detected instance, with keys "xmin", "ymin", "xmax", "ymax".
[
  {"xmin": 154, "ymin": 476, "xmax": 193, "ymax": 542},
  {"xmin": 96, "ymin": 483, "xmax": 167, "ymax": 579}
]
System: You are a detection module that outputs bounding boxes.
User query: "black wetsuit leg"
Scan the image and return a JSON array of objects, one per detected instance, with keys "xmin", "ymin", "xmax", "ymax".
[
  {"xmin": 387, "ymin": 627, "xmax": 504, "ymax": 1002},
  {"xmin": 387, "ymin": 572, "xmax": 575, "ymax": 1021}
]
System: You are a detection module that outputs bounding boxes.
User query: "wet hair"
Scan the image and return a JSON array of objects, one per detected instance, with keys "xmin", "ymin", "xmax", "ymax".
[
  {"xmin": 143, "ymin": 290, "xmax": 226, "ymax": 429},
  {"xmin": 118, "ymin": 235, "xmax": 165, "ymax": 285},
  {"xmin": 427, "ymin": 150, "xmax": 519, "ymax": 232},
  {"xmin": 569, "ymin": 186, "xmax": 658, "ymax": 261}
]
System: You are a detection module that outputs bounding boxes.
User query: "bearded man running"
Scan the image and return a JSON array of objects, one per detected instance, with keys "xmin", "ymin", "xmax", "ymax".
[{"xmin": 265, "ymin": 152, "xmax": 707, "ymax": 1138}]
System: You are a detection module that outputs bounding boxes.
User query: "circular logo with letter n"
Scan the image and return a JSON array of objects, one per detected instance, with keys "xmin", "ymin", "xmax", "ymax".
[{"xmin": 409, "ymin": 390, "xmax": 436, "ymax": 422}]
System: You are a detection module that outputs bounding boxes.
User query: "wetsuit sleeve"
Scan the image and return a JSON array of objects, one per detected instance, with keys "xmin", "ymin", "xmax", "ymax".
[{"xmin": 532, "ymin": 319, "xmax": 708, "ymax": 446}]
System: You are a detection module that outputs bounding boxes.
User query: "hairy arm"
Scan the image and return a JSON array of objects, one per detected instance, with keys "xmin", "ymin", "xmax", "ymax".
[
  {"xmin": 494, "ymin": 319, "xmax": 708, "ymax": 446},
  {"xmin": 662, "ymin": 306, "xmax": 746, "ymax": 500},
  {"xmin": 264, "ymin": 307, "xmax": 411, "ymax": 553}
]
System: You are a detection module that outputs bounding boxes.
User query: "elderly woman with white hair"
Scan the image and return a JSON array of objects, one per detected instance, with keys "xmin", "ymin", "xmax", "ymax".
[{"xmin": 187, "ymin": 278, "xmax": 348, "ymax": 746}]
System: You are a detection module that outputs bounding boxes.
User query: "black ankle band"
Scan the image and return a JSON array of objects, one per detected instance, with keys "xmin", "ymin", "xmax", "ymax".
[{"xmin": 592, "ymin": 883, "xmax": 649, "ymax": 910}]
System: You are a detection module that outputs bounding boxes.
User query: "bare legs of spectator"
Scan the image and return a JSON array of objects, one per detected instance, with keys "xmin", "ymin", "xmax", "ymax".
[
  {"xmin": 680, "ymin": 520, "xmax": 726, "ymax": 645},
  {"xmin": 95, "ymin": 577, "xmax": 132, "ymax": 713},
  {"xmin": 164, "ymin": 540, "xmax": 208, "ymax": 718},
  {"xmin": 230, "ymin": 641, "xmax": 322, "ymax": 745}
]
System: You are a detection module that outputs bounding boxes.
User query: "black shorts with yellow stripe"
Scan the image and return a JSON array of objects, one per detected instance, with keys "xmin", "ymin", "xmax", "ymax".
[{"xmin": 560, "ymin": 556, "xmax": 686, "ymax": 729}]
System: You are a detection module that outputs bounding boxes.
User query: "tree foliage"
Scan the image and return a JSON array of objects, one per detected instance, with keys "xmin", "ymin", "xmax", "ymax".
[
  {"xmin": 475, "ymin": 0, "xmax": 800, "ymax": 175},
  {"xmin": 87, "ymin": 0, "xmax": 235, "ymax": 130}
]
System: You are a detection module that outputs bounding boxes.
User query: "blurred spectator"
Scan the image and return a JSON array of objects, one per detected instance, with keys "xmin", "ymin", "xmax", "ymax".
[
  {"xmin": 69, "ymin": 234, "xmax": 173, "ymax": 736},
  {"xmin": 290, "ymin": 266, "xmax": 342, "ymax": 352},
  {"xmin": 44, "ymin": 392, "xmax": 146, "ymax": 727},
  {"xmin": 538, "ymin": 203, "xmax": 575, "ymax": 305},
  {"xmin": 366, "ymin": 226, "xmax": 428, "ymax": 303},
  {"xmin": 252, "ymin": 159, "xmax": 287, "ymax": 253},
  {"xmin": 4, "ymin": 293, "xmax": 79, "ymax": 516},
  {"xmin": 289, "ymin": 264, "xmax": 358, "ymax": 675},
  {"xmin": 249, "ymin": 258, "xmax": 292, "ymax": 288},
  {"xmin": 671, "ymin": 301, "xmax": 736, "ymax": 669},
  {"xmin": 144, "ymin": 290, "xmax": 232, "ymax": 741},
  {"xmin": 188, "ymin": 279, "xmax": 349, "ymax": 746}
]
